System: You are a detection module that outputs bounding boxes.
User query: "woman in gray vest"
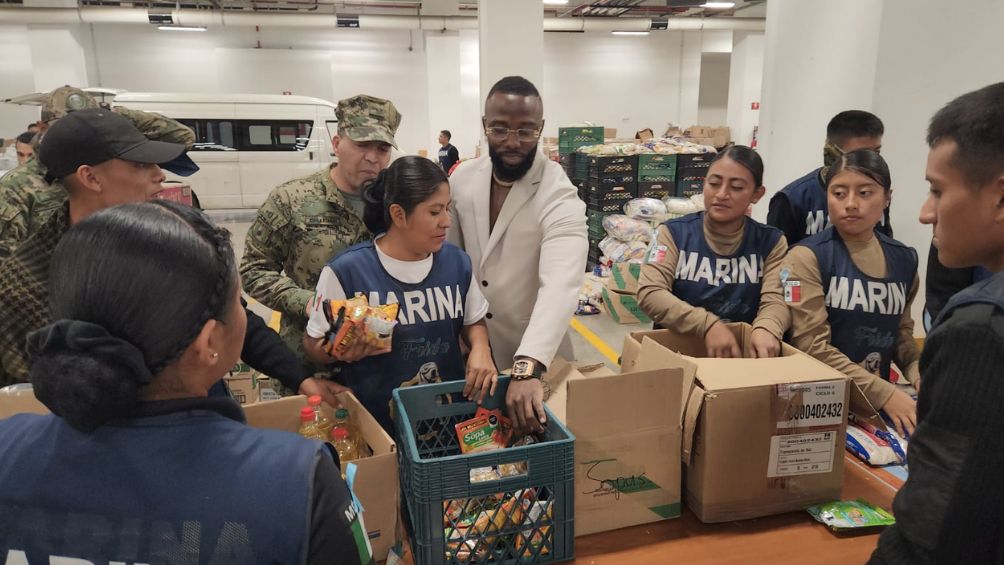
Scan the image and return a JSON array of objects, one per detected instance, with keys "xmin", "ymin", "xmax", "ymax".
[
  {"xmin": 0, "ymin": 201, "xmax": 372, "ymax": 564},
  {"xmin": 784, "ymin": 150, "xmax": 920, "ymax": 437}
]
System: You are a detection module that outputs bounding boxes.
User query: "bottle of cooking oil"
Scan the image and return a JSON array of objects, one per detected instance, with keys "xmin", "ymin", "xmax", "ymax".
[
  {"xmin": 307, "ymin": 395, "xmax": 335, "ymax": 436},
  {"xmin": 297, "ymin": 407, "xmax": 326, "ymax": 441}
]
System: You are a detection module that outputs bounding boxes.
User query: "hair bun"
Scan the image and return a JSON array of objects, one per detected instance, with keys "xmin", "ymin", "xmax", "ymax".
[
  {"xmin": 362, "ymin": 170, "xmax": 389, "ymax": 206},
  {"xmin": 27, "ymin": 319, "xmax": 153, "ymax": 385}
]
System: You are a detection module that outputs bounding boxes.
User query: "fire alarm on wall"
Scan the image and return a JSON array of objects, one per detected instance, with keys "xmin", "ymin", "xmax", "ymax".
[{"xmin": 751, "ymin": 102, "xmax": 760, "ymax": 110}]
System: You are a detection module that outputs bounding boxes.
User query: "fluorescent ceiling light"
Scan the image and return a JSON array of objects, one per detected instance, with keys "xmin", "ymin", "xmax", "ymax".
[
  {"xmin": 543, "ymin": 0, "xmax": 569, "ymax": 4},
  {"xmin": 157, "ymin": 25, "xmax": 207, "ymax": 32},
  {"xmin": 612, "ymin": 31, "xmax": 650, "ymax": 36},
  {"xmin": 702, "ymin": 2, "xmax": 736, "ymax": 8}
]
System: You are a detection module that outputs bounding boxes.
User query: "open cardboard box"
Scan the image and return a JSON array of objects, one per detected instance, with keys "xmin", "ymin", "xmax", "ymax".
[
  {"xmin": 546, "ymin": 355, "xmax": 684, "ymax": 536},
  {"xmin": 623, "ymin": 323, "xmax": 852, "ymax": 523},
  {"xmin": 243, "ymin": 392, "xmax": 399, "ymax": 559}
]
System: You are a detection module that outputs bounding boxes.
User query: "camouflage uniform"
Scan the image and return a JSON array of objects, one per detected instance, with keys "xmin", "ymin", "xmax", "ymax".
[
  {"xmin": 0, "ymin": 88, "xmax": 195, "ymax": 259},
  {"xmin": 240, "ymin": 94, "xmax": 401, "ymax": 380}
]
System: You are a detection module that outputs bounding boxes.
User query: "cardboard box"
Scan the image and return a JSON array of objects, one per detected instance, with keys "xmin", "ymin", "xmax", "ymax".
[
  {"xmin": 603, "ymin": 127, "xmax": 618, "ymax": 139},
  {"xmin": 601, "ymin": 286, "xmax": 651, "ymax": 325},
  {"xmin": 623, "ymin": 324, "xmax": 850, "ymax": 523},
  {"xmin": 0, "ymin": 385, "xmax": 47, "ymax": 419},
  {"xmin": 711, "ymin": 126, "xmax": 731, "ymax": 148},
  {"xmin": 608, "ymin": 262, "xmax": 641, "ymax": 294},
  {"xmin": 244, "ymin": 392, "xmax": 400, "ymax": 559},
  {"xmin": 686, "ymin": 126, "xmax": 714, "ymax": 139},
  {"xmin": 224, "ymin": 362, "xmax": 272, "ymax": 406},
  {"xmin": 635, "ymin": 128, "xmax": 654, "ymax": 142},
  {"xmin": 545, "ymin": 356, "xmax": 683, "ymax": 536}
]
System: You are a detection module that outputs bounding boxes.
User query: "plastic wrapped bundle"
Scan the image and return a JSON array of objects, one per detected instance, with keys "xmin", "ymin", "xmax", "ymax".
[
  {"xmin": 602, "ymin": 214, "xmax": 652, "ymax": 242},
  {"xmin": 623, "ymin": 198, "xmax": 668, "ymax": 221},
  {"xmin": 599, "ymin": 236, "xmax": 649, "ymax": 263}
]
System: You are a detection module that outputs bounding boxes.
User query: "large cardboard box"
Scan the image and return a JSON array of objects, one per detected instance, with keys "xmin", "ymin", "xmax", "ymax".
[
  {"xmin": 601, "ymin": 286, "xmax": 651, "ymax": 325},
  {"xmin": 622, "ymin": 324, "xmax": 850, "ymax": 523},
  {"xmin": 243, "ymin": 392, "xmax": 400, "ymax": 559},
  {"xmin": 545, "ymin": 356, "xmax": 683, "ymax": 536},
  {"xmin": 0, "ymin": 386, "xmax": 46, "ymax": 418},
  {"xmin": 711, "ymin": 127, "xmax": 731, "ymax": 148},
  {"xmin": 607, "ymin": 262, "xmax": 641, "ymax": 294}
]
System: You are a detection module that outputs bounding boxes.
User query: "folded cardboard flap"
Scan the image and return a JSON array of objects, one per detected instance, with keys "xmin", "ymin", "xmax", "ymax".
[{"xmin": 568, "ymin": 368, "xmax": 681, "ymax": 438}]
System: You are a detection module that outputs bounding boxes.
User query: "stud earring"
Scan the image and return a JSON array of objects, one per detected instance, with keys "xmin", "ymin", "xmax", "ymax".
[{"xmin": 211, "ymin": 352, "xmax": 219, "ymax": 359}]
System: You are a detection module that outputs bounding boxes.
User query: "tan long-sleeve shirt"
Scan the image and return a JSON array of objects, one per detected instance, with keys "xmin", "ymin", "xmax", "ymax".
[
  {"xmin": 637, "ymin": 217, "xmax": 790, "ymax": 340},
  {"xmin": 784, "ymin": 237, "xmax": 921, "ymax": 409}
]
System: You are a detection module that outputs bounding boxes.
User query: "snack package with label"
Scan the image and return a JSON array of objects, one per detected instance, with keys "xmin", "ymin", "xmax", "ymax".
[
  {"xmin": 515, "ymin": 500, "xmax": 553, "ymax": 558},
  {"xmin": 322, "ymin": 295, "xmax": 399, "ymax": 356},
  {"xmin": 456, "ymin": 409, "xmax": 512, "ymax": 455},
  {"xmin": 807, "ymin": 499, "xmax": 895, "ymax": 532},
  {"xmin": 623, "ymin": 198, "xmax": 668, "ymax": 221},
  {"xmin": 845, "ymin": 425, "xmax": 898, "ymax": 466}
]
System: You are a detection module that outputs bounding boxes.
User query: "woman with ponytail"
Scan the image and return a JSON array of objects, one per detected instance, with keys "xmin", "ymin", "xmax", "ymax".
[
  {"xmin": 0, "ymin": 201, "xmax": 372, "ymax": 564},
  {"xmin": 783, "ymin": 149, "xmax": 920, "ymax": 438},
  {"xmin": 304, "ymin": 156, "xmax": 496, "ymax": 433}
]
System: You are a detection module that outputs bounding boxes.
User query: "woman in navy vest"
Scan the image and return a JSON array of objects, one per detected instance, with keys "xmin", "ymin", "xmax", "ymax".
[
  {"xmin": 638, "ymin": 145, "xmax": 790, "ymax": 358},
  {"xmin": 785, "ymin": 150, "xmax": 920, "ymax": 437},
  {"xmin": 303, "ymin": 156, "xmax": 496, "ymax": 434},
  {"xmin": 0, "ymin": 202, "xmax": 371, "ymax": 564}
]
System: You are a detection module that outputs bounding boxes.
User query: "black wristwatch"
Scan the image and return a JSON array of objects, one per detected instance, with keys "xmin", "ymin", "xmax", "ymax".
[{"xmin": 511, "ymin": 358, "xmax": 544, "ymax": 381}]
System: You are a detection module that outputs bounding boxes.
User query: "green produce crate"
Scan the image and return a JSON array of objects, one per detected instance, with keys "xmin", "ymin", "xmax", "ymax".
[{"xmin": 393, "ymin": 378, "xmax": 575, "ymax": 565}]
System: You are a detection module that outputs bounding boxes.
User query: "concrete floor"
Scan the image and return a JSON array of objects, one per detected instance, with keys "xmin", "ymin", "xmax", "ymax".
[{"xmin": 209, "ymin": 209, "xmax": 634, "ymax": 372}]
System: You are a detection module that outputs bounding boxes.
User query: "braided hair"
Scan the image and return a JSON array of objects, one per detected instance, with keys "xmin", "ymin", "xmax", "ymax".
[{"xmin": 28, "ymin": 201, "xmax": 238, "ymax": 431}]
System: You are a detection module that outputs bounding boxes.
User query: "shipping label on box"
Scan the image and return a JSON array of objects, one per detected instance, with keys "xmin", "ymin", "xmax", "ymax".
[{"xmin": 767, "ymin": 431, "xmax": 837, "ymax": 478}]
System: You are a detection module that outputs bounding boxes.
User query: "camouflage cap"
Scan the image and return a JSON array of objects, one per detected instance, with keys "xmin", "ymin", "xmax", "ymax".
[
  {"xmin": 40, "ymin": 86, "xmax": 98, "ymax": 123},
  {"xmin": 336, "ymin": 94, "xmax": 401, "ymax": 149}
]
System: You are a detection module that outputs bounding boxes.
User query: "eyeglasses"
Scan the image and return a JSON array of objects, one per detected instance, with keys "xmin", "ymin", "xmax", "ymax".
[{"xmin": 484, "ymin": 126, "xmax": 541, "ymax": 143}]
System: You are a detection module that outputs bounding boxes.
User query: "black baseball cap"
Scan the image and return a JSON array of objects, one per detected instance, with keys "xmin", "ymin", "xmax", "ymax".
[{"xmin": 40, "ymin": 108, "xmax": 188, "ymax": 183}]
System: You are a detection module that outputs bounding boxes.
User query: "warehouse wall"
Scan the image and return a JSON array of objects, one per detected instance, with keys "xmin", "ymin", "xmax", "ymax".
[
  {"xmin": 0, "ymin": 24, "xmax": 720, "ymax": 158},
  {"xmin": 697, "ymin": 53, "xmax": 731, "ymax": 127}
]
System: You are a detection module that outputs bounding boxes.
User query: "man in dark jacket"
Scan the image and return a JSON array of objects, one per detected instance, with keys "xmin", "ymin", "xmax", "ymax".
[{"xmin": 870, "ymin": 82, "xmax": 1004, "ymax": 564}]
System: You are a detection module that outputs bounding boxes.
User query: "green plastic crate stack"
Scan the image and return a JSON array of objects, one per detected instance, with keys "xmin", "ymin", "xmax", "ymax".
[
  {"xmin": 637, "ymin": 154, "xmax": 678, "ymax": 183},
  {"xmin": 558, "ymin": 126, "xmax": 604, "ymax": 156}
]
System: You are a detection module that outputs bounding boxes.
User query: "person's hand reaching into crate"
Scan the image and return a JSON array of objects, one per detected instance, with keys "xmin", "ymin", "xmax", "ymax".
[{"xmin": 507, "ymin": 378, "xmax": 546, "ymax": 435}]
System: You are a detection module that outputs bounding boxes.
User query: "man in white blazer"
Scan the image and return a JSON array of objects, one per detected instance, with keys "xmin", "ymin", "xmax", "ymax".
[{"xmin": 448, "ymin": 76, "xmax": 587, "ymax": 433}]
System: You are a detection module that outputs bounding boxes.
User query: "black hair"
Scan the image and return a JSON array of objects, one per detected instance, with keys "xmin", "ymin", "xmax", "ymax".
[
  {"xmin": 710, "ymin": 145, "xmax": 764, "ymax": 187},
  {"xmin": 927, "ymin": 82, "xmax": 1004, "ymax": 189},
  {"xmin": 826, "ymin": 110, "xmax": 884, "ymax": 144},
  {"xmin": 486, "ymin": 76, "xmax": 541, "ymax": 100},
  {"xmin": 27, "ymin": 123, "xmax": 38, "ymax": 130},
  {"xmin": 16, "ymin": 131, "xmax": 34, "ymax": 145},
  {"xmin": 362, "ymin": 155, "xmax": 448, "ymax": 235},
  {"xmin": 30, "ymin": 201, "xmax": 238, "ymax": 432},
  {"xmin": 440, "ymin": 130, "xmax": 452, "ymax": 140},
  {"xmin": 825, "ymin": 149, "xmax": 894, "ymax": 236}
]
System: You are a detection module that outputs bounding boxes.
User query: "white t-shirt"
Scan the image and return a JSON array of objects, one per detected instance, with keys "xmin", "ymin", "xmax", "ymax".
[{"xmin": 306, "ymin": 239, "xmax": 489, "ymax": 338}]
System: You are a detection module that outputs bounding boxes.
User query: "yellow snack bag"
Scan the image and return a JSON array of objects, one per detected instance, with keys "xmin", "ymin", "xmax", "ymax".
[
  {"xmin": 323, "ymin": 295, "xmax": 369, "ymax": 357},
  {"xmin": 365, "ymin": 303, "xmax": 399, "ymax": 349}
]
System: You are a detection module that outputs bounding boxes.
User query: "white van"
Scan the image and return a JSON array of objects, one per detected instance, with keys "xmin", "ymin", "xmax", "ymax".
[{"xmin": 106, "ymin": 91, "xmax": 339, "ymax": 209}]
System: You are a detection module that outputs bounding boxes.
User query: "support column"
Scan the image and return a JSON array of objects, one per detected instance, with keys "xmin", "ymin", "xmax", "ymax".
[{"xmin": 477, "ymin": 0, "xmax": 544, "ymax": 105}]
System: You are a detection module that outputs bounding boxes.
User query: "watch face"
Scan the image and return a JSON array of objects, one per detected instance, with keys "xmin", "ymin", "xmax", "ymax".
[{"xmin": 513, "ymin": 360, "xmax": 531, "ymax": 375}]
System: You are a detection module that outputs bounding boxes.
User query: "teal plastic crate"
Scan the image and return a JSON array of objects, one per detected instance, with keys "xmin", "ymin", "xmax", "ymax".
[{"xmin": 393, "ymin": 378, "xmax": 575, "ymax": 565}]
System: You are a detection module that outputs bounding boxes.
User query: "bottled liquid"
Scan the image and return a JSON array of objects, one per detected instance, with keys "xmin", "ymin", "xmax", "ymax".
[
  {"xmin": 307, "ymin": 395, "xmax": 334, "ymax": 435},
  {"xmin": 331, "ymin": 427, "xmax": 358, "ymax": 474},
  {"xmin": 332, "ymin": 407, "xmax": 355, "ymax": 442},
  {"xmin": 298, "ymin": 407, "xmax": 326, "ymax": 441}
]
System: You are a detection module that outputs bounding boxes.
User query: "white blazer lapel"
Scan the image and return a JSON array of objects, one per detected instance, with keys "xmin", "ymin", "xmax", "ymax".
[{"xmin": 469, "ymin": 159, "xmax": 493, "ymax": 261}]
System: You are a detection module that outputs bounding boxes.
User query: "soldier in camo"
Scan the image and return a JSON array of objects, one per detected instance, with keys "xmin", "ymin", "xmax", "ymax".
[
  {"xmin": 0, "ymin": 86, "xmax": 196, "ymax": 258},
  {"xmin": 240, "ymin": 94, "xmax": 401, "ymax": 389}
]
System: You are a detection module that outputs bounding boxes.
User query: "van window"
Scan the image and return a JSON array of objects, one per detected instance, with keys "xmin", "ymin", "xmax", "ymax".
[{"xmin": 177, "ymin": 119, "xmax": 313, "ymax": 151}]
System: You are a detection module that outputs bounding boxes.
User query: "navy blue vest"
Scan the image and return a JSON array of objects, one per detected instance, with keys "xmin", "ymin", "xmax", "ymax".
[
  {"xmin": 933, "ymin": 271, "xmax": 1004, "ymax": 329},
  {"xmin": 328, "ymin": 240, "xmax": 470, "ymax": 433},
  {"xmin": 0, "ymin": 409, "xmax": 321, "ymax": 563},
  {"xmin": 780, "ymin": 168, "xmax": 829, "ymax": 241},
  {"xmin": 663, "ymin": 212, "xmax": 782, "ymax": 324},
  {"xmin": 801, "ymin": 227, "xmax": 918, "ymax": 381}
]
